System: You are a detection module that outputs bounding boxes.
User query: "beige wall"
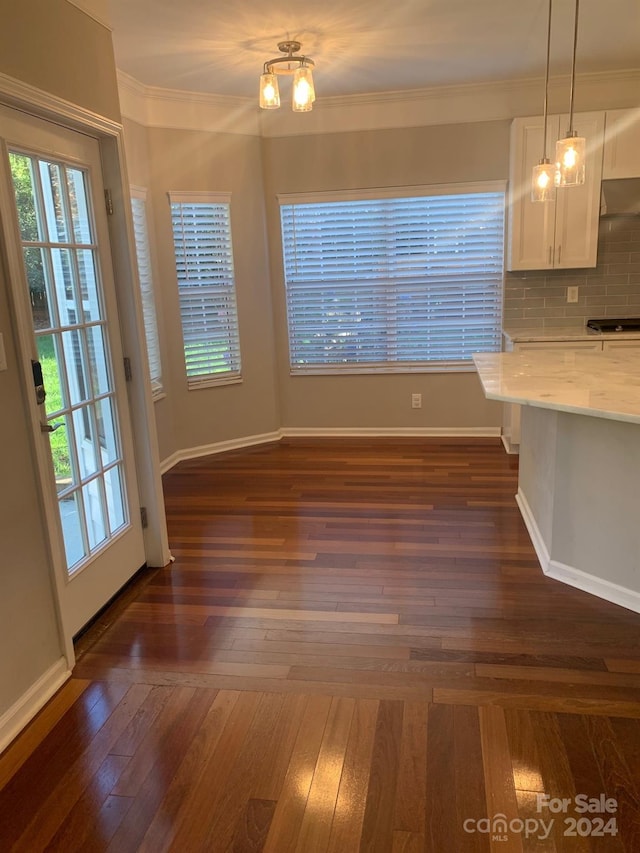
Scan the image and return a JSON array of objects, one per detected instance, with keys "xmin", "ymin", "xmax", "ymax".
[
  {"xmin": 0, "ymin": 269, "xmax": 62, "ymax": 717},
  {"xmin": 0, "ymin": 1, "xmax": 121, "ymax": 716},
  {"xmin": 0, "ymin": 0, "xmax": 120, "ymax": 122},
  {"xmin": 140, "ymin": 127, "xmax": 280, "ymax": 458},
  {"xmin": 261, "ymin": 121, "xmax": 509, "ymax": 429}
]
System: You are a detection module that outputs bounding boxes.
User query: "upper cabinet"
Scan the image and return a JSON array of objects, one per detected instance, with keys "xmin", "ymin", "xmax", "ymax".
[
  {"xmin": 507, "ymin": 111, "xmax": 605, "ymax": 271},
  {"xmin": 602, "ymin": 108, "xmax": 640, "ymax": 179}
]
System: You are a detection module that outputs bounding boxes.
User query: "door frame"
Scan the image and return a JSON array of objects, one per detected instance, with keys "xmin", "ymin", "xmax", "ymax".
[{"xmin": 0, "ymin": 72, "xmax": 171, "ymax": 661}]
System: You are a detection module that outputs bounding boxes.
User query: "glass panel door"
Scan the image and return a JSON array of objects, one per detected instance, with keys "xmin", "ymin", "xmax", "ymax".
[{"xmin": 9, "ymin": 151, "xmax": 128, "ymax": 576}]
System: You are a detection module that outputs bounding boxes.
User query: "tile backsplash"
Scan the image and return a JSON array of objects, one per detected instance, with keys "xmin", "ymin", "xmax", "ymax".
[{"xmin": 503, "ymin": 215, "xmax": 640, "ymax": 330}]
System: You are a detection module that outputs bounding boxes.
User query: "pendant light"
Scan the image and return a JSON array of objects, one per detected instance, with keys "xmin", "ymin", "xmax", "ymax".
[
  {"xmin": 555, "ymin": 0, "xmax": 586, "ymax": 186},
  {"xmin": 531, "ymin": 0, "xmax": 555, "ymax": 202},
  {"xmin": 259, "ymin": 41, "xmax": 316, "ymax": 113}
]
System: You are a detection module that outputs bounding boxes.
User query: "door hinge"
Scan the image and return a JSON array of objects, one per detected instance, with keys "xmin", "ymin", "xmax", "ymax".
[
  {"xmin": 105, "ymin": 189, "xmax": 114, "ymax": 216},
  {"xmin": 140, "ymin": 506, "xmax": 148, "ymax": 529},
  {"xmin": 123, "ymin": 357, "xmax": 133, "ymax": 382}
]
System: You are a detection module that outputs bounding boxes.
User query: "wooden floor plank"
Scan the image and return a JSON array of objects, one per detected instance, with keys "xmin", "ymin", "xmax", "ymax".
[
  {"xmin": 479, "ymin": 705, "xmax": 523, "ymax": 853},
  {"xmin": 392, "ymin": 700, "xmax": 428, "ymax": 836},
  {"xmin": 294, "ymin": 695, "xmax": 355, "ymax": 852},
  {"xmin": 326, "ymin": 697, "xmax": 378, "ymax": 853},
  {"xmin": 359, "ymin": 699, "xmax": 404, "ymax": 853},
  {"xmin": 424, "ymin": 703, "xmax": 457, "ymax": 853},
  {"xmin": 262, "ymin": 695, "xmax": 333, "ymax": 853},
  {"xmin": 454, "ymin": 705, "xmax": 489, "ymax": 852}
]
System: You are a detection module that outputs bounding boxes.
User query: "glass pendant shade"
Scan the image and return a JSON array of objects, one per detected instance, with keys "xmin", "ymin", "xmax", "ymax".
[
  {"xmin": 292, "ymin": 66, "xmax": 315, "ymax": 112},
  {"xmin": 531, "ymin": 159, "xmax": 556, "ymax": 202},
  {"xmin": 555, "ymin": 133, "xmax": 586, "ymax": 186},
  {"xmin": 259, "ymin": 72, "xmax": 280, "ymax": 109}
]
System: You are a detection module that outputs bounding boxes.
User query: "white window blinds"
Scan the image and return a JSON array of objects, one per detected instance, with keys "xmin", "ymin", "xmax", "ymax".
[
  {"xmin": 130, "ymin": 190, "xmax": 163, "ymax": 395},
  {"xmin": 280, "ymin": 187, "xmax": 505, "ymax": 372},
  {"xmin": 169, "ymin": 193, "xmax": 241, "ymax": 386}
]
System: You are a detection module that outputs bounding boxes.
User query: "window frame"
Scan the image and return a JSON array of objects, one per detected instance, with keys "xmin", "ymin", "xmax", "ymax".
[
  {"xmin": 130, "ymin": 186, "xmax": 164, "ymax": 398},
  {"xmin": 278, "ymin": 181, "xmax": 506, "ymax": 376},
  {"xmin": 168, "ymin": 191, "xmax": 242, "ymax": 390}
]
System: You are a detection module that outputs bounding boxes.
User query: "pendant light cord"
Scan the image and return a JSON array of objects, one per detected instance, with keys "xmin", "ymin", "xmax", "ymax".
[
  {"xmin": 568, "ymin": 0, "xmax": 580, "ymax": 133},
  {"xmin": 542, "ymin": 0, "xmax": 552, "ymax": 158}
]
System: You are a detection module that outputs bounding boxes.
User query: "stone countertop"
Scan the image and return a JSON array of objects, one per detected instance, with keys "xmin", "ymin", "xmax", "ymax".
[
  {"xmin": 502, "ymin": 326, "xmax": 640, "ymax": 344},
  {"xmin": 473, "ymin": 349, "xmax": 640, "ymax": 425}
]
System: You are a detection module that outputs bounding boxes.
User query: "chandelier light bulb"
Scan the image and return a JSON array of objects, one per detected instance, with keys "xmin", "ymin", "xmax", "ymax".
[
  {"xmin": 259, "ymin": 72, "xmax": 280, "ymax": 109},
  {"xmin": 531, "ymin": 159, "xmax": 556, "ymax": 202},
  {"xmin": 292, "ymin": 66, "xmax": 315, "ymax": 111},
  {"xmin": 555, "ymin": 134, "xmax": 586, "ymax": 186}
]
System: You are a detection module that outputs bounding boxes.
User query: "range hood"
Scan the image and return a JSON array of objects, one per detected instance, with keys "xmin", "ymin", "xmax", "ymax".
[{"xmin": 600, "ymin": 178, "xmax": 640, "ymax": 216}]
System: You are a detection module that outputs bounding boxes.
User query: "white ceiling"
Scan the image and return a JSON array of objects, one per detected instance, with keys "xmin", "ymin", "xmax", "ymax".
[{"xmin": 108, "ymin": 0, "xmax": 640, "ymax": 101}]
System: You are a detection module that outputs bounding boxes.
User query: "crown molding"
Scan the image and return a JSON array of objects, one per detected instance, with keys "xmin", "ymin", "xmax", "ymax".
[
  {"xmin": 117, "ymin": 70, "xmax": 260, "ymax": 137},
  {"xmin": 65, "ymin": 0, "xmax": 111, "ymax": 30},
  {"xmin": 117, "ymin": 67, "xmax": 640, "ymax": 139},
  {"xmin": 317, "ymin": 67, "xmax": 640, "ymax": 110}
]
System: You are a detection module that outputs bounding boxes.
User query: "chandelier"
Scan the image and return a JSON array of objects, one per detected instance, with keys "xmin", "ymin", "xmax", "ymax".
[
  {"xmin": 259, "ymin": 41, "xmax": 316, "ymax": 113},
  {"xmin": 532, "ymin": 0, "xmax": 586, "ymax": 200}
]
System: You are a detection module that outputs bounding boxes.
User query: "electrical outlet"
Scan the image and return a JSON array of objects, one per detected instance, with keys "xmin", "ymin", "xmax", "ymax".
[
  {"xmin": 567, "ymin": 286, "xmax": 579, "ymax": 303},
  {"xmin": 411, "ymin": 393, "xmax": 422, "ymax": 409}
]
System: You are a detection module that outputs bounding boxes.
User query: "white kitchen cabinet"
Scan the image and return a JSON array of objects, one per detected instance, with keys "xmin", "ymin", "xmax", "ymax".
[
  {"xmin": 602, "ymin": 108, "xmax": 640, "ymax": 179},
  {"xmin": 602, "ymin": 338, "xmax": 640, "ymax": 352},
  {"xmin": 507, "ymin": 112, "xmax": 605, "ymax": 271}
]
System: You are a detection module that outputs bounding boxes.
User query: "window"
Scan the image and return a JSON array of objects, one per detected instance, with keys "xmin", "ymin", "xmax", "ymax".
[
  {"xmin": 169, "ymin": 192, "xmax": 241, "ymax": 387},
  {"xmin": 130, "ymin": 188, "xmax": 163, "ymax": 396},
  {"xmin": 279, "ymin": 183, "xmax": 505, "ymax": 373}
]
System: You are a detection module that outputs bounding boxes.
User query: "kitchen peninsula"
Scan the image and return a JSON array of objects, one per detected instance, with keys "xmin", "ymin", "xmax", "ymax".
[{"xmin": 474, "ymin": 348, "xmax": 640, "ymax": 613}]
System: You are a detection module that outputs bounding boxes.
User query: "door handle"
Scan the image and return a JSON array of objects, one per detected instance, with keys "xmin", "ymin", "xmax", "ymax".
[
  {"xmin": 558, "ymin": 245, "xmax": 562, "ymax": 264},
  {"xmin": 32, "ymin": 359, "xmax": 46, "ymax": 405},
  {"xmin": 41, "ymin": 422, "xmax": 64, "ymax": 433}
]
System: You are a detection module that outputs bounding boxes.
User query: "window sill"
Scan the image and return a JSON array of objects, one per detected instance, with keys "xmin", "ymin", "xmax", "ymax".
[
  {"xmin": 152, "ymin": 392, "xmax": 167, "ymax": 403},
  {"xmin": 187, "ymin": 374, "xmax": 243, "ymax": 391}
]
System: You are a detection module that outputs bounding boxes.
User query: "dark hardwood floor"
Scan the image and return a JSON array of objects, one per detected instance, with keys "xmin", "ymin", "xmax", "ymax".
[{"xmin": 1, "ymin": 438, "xmax": 640, "ymax": 851}]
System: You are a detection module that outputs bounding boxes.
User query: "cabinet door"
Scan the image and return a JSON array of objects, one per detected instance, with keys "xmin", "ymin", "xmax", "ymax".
[
  {"xmin": 507, "ymin": 115, "xmax": 559, "ymax": 271},
  {"xmin": 554, "ymin": 112, "xmax": 605, "ymax": 269},
  {"xmin": 603, "ymin": 109, "xmax": 640, "ymax": 179},
  {"xmin": 602, "ymin": 339, "xmax": 640, "ymax": 351}
]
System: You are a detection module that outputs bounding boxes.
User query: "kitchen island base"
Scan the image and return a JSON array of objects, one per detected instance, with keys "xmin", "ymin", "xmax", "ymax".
[{"xmin": 517, "ymin": 404, "xmax": 640, "ymax": 613}]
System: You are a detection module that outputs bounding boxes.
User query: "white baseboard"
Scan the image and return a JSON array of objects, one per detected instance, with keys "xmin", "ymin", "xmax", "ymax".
[
  {"xmin": 546, "ymin": 560, "xmax": 640, "ymax": 615},
  {"xmin": 515, "ymin": 489, "xmax": 551, "ymax": 572},
  {"xmin": 280, "ymin": 426, "xmax": 501, "ymax": 438},
  {"xmin": 501, "ymin": 433, "xmax": 519, "ymax": 455},
  {"xmin": 0, "ymin": 658, "xmax": 71, "ymax": 755},
  {"xmin": 160, "ymin": 426, "xmax": 502, "ymax": 472},
  {"xmin": 516, "ymin": 488, "xmax": 640, "ymax": 614},
  {"xmin": 160, "ymin": 430, "xmax": 282, "ymax": 473}
]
